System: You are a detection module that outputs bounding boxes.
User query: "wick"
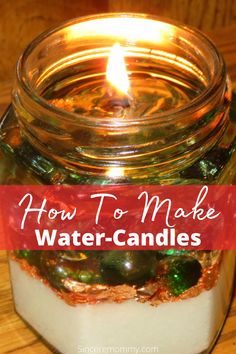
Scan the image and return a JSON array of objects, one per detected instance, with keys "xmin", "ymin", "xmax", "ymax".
[{"xmin": 105, "ymin": 86, "xmax": 133, "ymax": 110}]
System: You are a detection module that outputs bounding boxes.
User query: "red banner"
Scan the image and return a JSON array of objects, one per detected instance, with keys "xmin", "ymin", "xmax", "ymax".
[{"xmin": 0, "ymin": 185, "xmax": 235, "ymax": 250}]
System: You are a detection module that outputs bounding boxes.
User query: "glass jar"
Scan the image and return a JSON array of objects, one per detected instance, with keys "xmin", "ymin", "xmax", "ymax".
[{"xmin": 0, "ymin": 13, "xmax": 235, "ymax": 354}]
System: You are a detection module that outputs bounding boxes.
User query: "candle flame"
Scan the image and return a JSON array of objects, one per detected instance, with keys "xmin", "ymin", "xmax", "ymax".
[{"xmin": 106, "ymin": 43, "xmax": 130, "ymax": 95}]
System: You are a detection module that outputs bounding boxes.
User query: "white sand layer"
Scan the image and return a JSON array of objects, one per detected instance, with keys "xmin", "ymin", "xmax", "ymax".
[{"xmin": 10, "ymin": 252, "xmax": 235, "ymax": 354}]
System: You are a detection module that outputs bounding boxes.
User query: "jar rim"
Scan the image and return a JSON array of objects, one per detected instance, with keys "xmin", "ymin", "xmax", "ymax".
[{"xmin": 15, "ymin": 12, "xmax": 226, "ymax": 127}]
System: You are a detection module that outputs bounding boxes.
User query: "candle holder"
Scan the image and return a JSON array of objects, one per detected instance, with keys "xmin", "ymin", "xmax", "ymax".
[{"xmin": 0, "ymin": 13, "xmax": 236, "ymax": 354}]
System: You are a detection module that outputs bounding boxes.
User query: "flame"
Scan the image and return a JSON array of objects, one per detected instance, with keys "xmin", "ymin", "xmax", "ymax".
[{"xmin": 106, "ymin": 43, "xmax": 130, "ymax": 95}]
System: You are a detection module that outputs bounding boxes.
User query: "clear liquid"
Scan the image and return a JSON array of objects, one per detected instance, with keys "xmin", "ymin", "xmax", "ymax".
[{"xmin": 42, "ymin": 54, "xmax": 205, "ymax": 119}]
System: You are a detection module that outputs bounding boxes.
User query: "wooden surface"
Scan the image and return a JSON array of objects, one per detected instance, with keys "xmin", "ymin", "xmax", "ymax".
[
  {"xmin": 1, "ymin": 1, "xmax": 236, "ymax": 81},
  {"xmin": 109, "ymin": 0, "xmax": 236, "ymax": 30},
  {"xmin": 1, "ymin": 24, "xmax": 236, "ymax": 353}
]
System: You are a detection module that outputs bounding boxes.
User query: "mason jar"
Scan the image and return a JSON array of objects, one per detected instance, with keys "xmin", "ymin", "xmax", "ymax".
[{"xmin": 0, "ymin": 13, "xmax": 235, "ymax": 354}]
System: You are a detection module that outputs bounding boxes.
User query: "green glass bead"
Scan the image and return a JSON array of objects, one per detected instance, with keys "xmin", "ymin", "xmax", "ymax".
[
  {"xmin": 40, "ymin": 253, "xmax": 71, "ymax": 289},
  {"xmin": 100, "ymin": 251, "xmax": 157, "ymax": 285},
  {"xmin": 157, "ymin": 250, "xmax": 189, "ymax": 257},
  {"xmin": 167, "ymin": 257, "xmax": 202, "ymax": 296},
  {"xmin": 68, "ymin": 173, "xmax": 83, "ymax": 184},
  {"xmin": 0, "ymin": 142, "xmax": 14, "ymax": 156},
  {"xmin": 15, "ymin": 250, "xmax": 31, "ymax": 259},
  {"xmin": 78, "ymin": 270, "xmax": 93, "ymax": 283},
  {"xmin": 15, "ymin": 250, "xmax": 42, "ymax": 268},
  {"xmin": 45, "ymin": 265, "xmax": 70, "ymax": 289}
]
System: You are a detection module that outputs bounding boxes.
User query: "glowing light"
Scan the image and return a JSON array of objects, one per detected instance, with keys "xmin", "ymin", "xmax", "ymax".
[
  {"xmin": 106, "ymin": 167, "xmax": 124, "ymax": 177},
  {"xmin": 106, "ymin": 43, "xmax": 130, "ymax": 95},
  {"xmin": 65, "ymin": 18, "xmax": 171, "ymax": 44}
]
